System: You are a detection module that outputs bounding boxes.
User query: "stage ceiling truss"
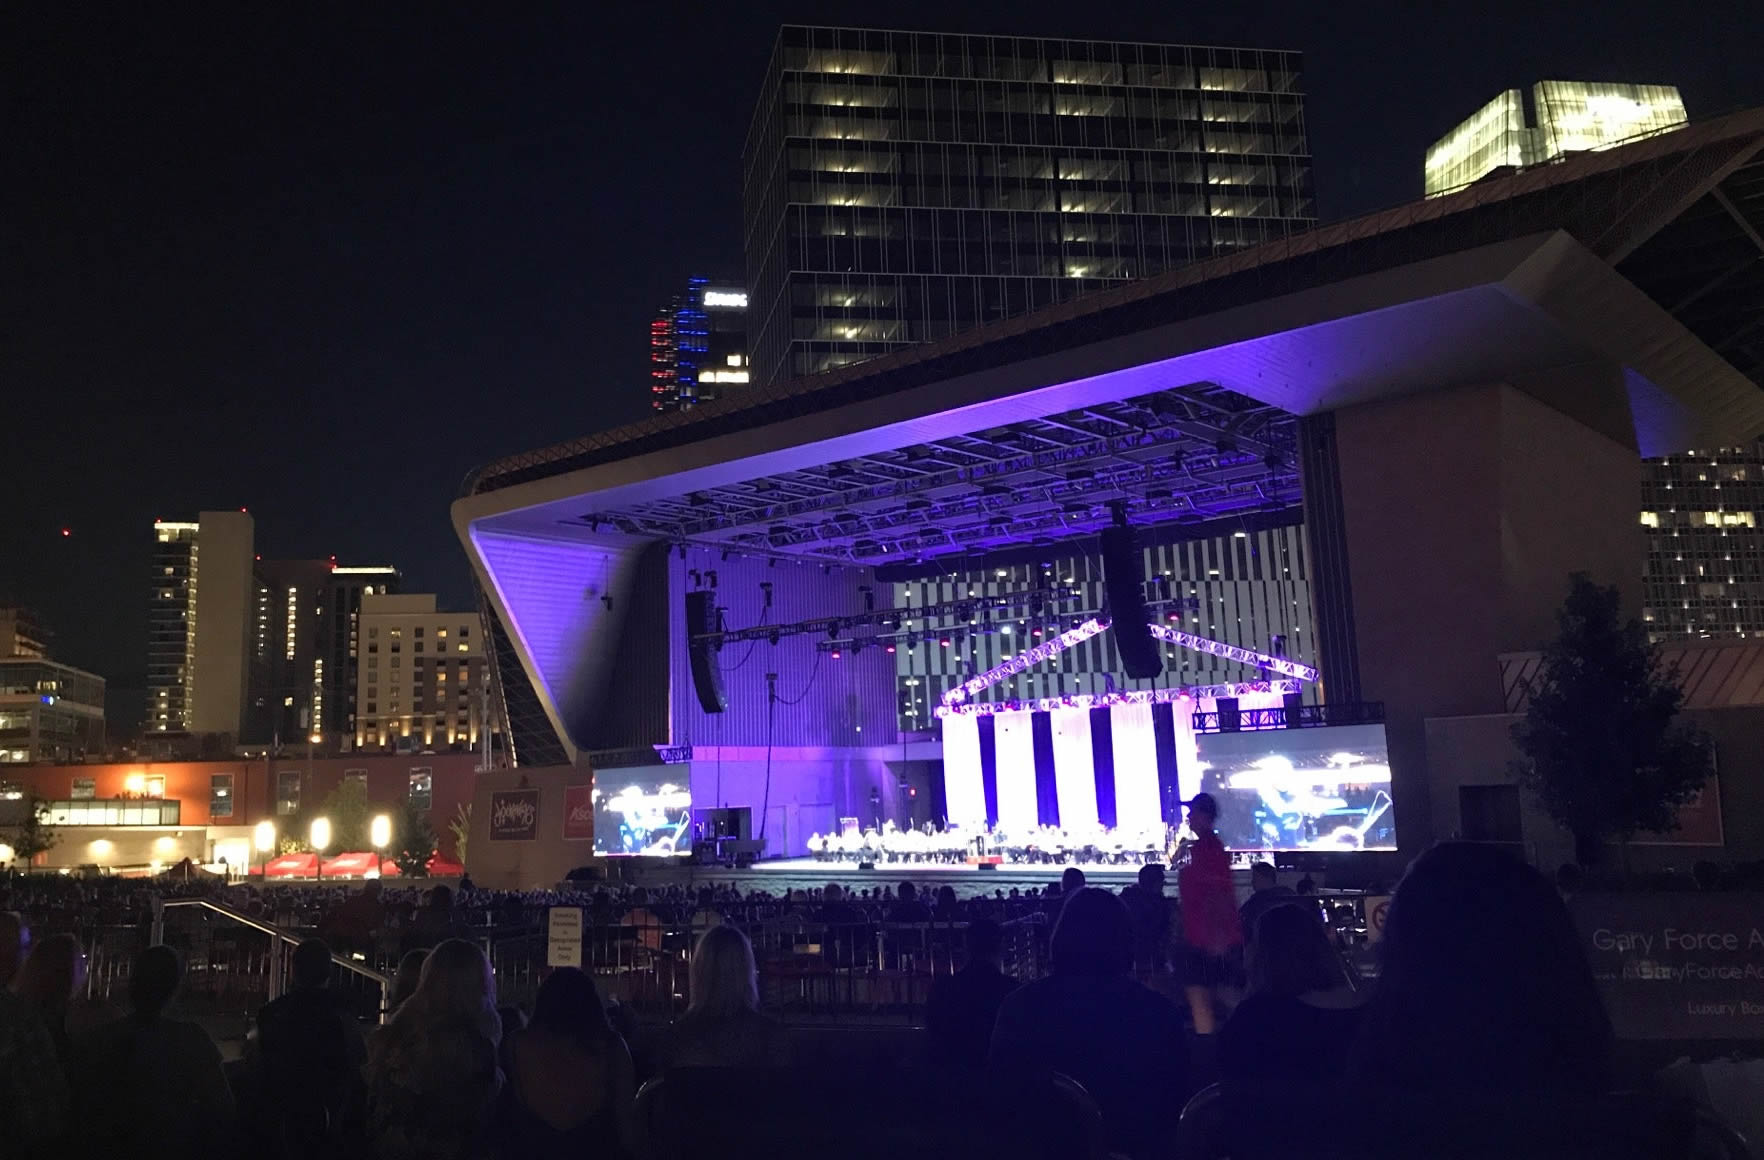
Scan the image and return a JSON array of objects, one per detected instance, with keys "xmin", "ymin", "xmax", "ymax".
[{"xmin": 572, "ymin": 382, "xmax": 1299, "ymax": 564}]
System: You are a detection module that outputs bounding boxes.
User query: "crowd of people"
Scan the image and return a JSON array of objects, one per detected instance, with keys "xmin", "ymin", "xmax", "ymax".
[{"xmin": 0, "ymin": 794, "xmax": 1747, "ymax": 1158}]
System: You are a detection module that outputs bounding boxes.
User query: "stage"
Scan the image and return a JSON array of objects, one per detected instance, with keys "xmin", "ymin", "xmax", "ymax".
[{"xmin": 630, "ymin": 855, "xmax": 1186, "ymax": 899}]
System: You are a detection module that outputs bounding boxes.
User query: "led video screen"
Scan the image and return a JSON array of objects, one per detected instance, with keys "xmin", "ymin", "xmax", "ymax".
[
  {"xmin": 593, "ymin": 772, "xmax": 692, "ymax": 857},
  {"xmin": 1192, "ymin": 723, "xmax": 1396, "ymax": 852}
]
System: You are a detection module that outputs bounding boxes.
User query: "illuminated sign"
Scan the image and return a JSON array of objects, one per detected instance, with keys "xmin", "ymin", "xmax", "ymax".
[{"xmin": 703, "ymin": 290, "xmax": 747, "ymax": 309}]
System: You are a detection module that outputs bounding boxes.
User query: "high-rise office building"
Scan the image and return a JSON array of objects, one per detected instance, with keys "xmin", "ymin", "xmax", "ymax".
[
  {"xmin": 1425, "ymin": 81, "xmax": 1686, "ymax": 197},
  {"xmin": 742, "ymin": 26, "xmax": 1313, "ymax": 387},
  {"xmin": 250, "ymin": 559, "xmax": 400, "ymax": 747},
  {"xmin": 1641, "ymin": 442, "xmax": 1764, "ymax": 642},
  {"xmin": 649, "ymin": 277, "xmax": 750, "ymax": 413},
  {"xmin": 0, "ymin": 609, "xmax": 50, "ymax": 660},
  {"xmin": 148, "ymin": 512, "xmax": 255, "ymax": 737},
  {"xmin": 356, "ymin": 593, "xmax": 497, "ymax": 753}
]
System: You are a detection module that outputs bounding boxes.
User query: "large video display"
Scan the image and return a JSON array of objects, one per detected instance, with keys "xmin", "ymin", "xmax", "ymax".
[
  {"xmin": 592, "ymin": 772, "xmax": 692, "ymax": 857},
  {"xmin": 1192, "ymin": 723, "xmax": 1396, "ymax": 852}
]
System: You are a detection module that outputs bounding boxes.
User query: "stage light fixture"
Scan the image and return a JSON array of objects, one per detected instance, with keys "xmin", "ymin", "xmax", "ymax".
[{"xmin": 831, "ymin": 648, "xmax": 842, "ymax": 659}]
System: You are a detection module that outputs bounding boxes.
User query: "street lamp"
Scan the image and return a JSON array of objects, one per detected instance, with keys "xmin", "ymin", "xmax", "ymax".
[
  {"xmin": 310, "ymin": 816, "xmax": 332, "ymax": 882},
  {"xmin": 370, "ymin": 813, "xmax": 392, "ymax": 875},
  {"xmin": 253, "ymin": 820, "xmax": 276, "ymax": 880}
]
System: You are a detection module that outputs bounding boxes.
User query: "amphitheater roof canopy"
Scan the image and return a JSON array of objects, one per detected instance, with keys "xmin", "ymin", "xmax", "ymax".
[{"xmin": 458, "ymin": 106, "xmax": 1764, "ymax": 565}]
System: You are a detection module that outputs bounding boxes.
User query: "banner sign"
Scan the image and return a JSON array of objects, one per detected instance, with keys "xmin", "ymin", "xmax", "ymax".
[
  {"xmin": 563, "ymin": 784, "xmax": 595, "ymax": 842},
  {"xmin": 488, "ymin": 789, "xmax": 540, "ymax": 842},
  {"xmin": 1571, "ymin": 893, "xmax": 1764, "ymax": 1040}
]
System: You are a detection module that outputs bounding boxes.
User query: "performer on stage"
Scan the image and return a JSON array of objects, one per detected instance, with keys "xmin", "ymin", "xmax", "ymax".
[{"xmin": 1175, "ymin": 792, "xmax": 1244, "ymax": 1035}]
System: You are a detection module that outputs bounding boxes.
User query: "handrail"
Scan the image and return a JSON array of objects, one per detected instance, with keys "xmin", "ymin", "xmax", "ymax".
[{"xmin": 156, "ymin": 897, "xmax": 392, "ymax": 1020}]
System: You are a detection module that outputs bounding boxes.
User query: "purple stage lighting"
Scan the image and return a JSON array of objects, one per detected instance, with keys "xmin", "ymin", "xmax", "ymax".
[{"xmin": 1146, "ymin": 623, "xmax": 1319, "ymax": 681}]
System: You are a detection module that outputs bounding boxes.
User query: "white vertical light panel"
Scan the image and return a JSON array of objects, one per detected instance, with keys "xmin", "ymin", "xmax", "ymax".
[
  {"xmin": 993, "ymin": 710, "xmax": 1039, "ymax": 833},
  {"xmin": 1049, "ymin": 706, "xmax": 1098, "ymax": 831},
  {"xmin": 1110, "ymin": 701, "xmax": 1162, "ymax": 833},
  {"xmin": 1171, "ymin": 697, "xmax": 1203, "ymax": 805},
  {"xmin": 941, "ymin": 713, "xmax": 987, "ymax": 828}
]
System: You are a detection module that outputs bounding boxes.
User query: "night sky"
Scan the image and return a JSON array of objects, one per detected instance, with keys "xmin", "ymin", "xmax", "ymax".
[{"xmin": 8, "ymin": 2, "xmax": 1763, "ymax": 717}]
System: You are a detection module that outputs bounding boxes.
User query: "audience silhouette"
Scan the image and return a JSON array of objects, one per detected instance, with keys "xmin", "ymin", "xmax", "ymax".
[{"xmin": 495, "ymin": 966, "xmax": 635, "ymax": 1159}]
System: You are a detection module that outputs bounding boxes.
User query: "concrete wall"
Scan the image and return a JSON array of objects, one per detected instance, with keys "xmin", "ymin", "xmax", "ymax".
[
  {"xmin": 464, "ymin": 766, "xmax": 592, "ymax": 890},
  {"xmin": 1424, "ymin": 707, "xmax": 1764, "ymax": 869},
  {"xmin": 192, "ymin": 510, "xmax": 256, "ymax": 736},
  {"xmin": 1334, "ymin": 382, "xmax": 1643, "ymax": 851}
]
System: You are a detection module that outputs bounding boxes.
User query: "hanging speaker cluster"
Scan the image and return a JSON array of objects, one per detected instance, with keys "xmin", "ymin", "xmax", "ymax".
[
  {"xmin": 1098, "ymin": 518, "xmax": 1163, "ymax": 681},
  {"xmin": 685, "ymin": 590, "xmax": 726, "ymax": 713}
]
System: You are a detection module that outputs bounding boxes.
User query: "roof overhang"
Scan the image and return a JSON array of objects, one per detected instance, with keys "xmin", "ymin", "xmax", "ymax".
[{"xmin": 456, "ymin": 228, "xmax": 1763, "ymax": 543}]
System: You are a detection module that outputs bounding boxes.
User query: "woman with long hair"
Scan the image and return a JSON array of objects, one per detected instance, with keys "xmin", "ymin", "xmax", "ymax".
[
  {"xmin": 12, "ymin": 931, "xmax": 87, "ymax": 1064},
  {"xmin": 1218, "ymin": 902, "xmax": 1362, "ymax": 1158},
  {"xmin": 366, "ymin": 938, "xmax": 502, "ymax": 1160},
  {"xmin": 493, "ymin": 967, "xmax": 635, "ymax": 1159},
  {"xmin": 1351, "ymin": 843, "xmax": 1685, "ymax": 1158},
  {"xmin": 665, "ymin": 924, "xmax": 789, "ymax": 1068}
]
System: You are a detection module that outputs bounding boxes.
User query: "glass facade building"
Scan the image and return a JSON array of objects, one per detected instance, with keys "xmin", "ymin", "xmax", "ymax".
[
  {"xmin": 1641, "ymin": 443, "xmax": 1764, "ymax": 641},
  {"xmin": 742, "ymin": 26, "xmax": 1314, "ymax": 387},
  {"xmin": 650, "ymin": 278, "xmax": 750, "ymax": 414},
  {"xmin": 1425, "ymin": 81, "xmax": 1686, "ymax": 197},
  {"xmin": 0, "ymin": 659, "xmax": 105, "ymax": 764}
]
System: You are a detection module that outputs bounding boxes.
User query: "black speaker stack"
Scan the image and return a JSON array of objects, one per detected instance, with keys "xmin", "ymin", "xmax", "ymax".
[
  {"xmin": 1098, "ymin": 516, "xmax": 1163, "ymax": 681},
  {"xmin": 685, "ymin": 590, "xmax": 726, "ymax": 714}
]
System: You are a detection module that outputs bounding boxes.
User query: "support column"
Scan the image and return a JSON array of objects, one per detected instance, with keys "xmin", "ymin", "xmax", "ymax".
[{"xmin": 1330, "ymin": 381, "xmax": 1643, "ymax": 852}]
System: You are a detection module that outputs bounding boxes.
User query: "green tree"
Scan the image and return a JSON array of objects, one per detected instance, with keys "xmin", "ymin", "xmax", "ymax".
[
  {"xmin": 448, "ymin": 802, "xmax": 472, "ymax": 868},
  {"xmin": 4, "ymin": 796, "xmax": 59, "ymax": 864},
  {"xmin": 316, "ymin": 778, "xmax": 375, "ymax": 852},
  {"xmin": 1511, "ymin": 573, "xmax": 1713, "ymax": 867},
  {"xmin": 394, "ymin": 800, "xmax": 437, "ymax": 877}
]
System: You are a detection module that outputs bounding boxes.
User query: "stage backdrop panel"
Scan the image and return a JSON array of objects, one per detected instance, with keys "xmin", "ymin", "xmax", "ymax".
[
  {"xmin": 941, "ymin": 713, "xmax": 987, "ymax": 829},
  {"xmin": 993, "ymin": 710, "xmax": 1039, "ymax": 833},
  {"xmin": 1110, "ymin": 701, "xmax": 1163, "ymax": 833},
  {"xmin": 1050, "ymin": 706, "xmax": 1099, "ymax": 831}
]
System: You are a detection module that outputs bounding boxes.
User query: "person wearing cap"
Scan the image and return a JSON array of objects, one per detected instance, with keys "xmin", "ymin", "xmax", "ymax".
[{"xmin": 1176, "ymin": 792, "xmax": 1243, "ymax": 1034}]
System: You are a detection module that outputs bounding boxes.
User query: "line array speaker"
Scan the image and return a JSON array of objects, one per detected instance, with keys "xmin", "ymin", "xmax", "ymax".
[
  {"xmin": 685, "ymin": 590, "xmax": 726, "ymax": 714},
  {"xmin": 1099, "ymin": 523, "xmax": 1163, "ymax": 680}
]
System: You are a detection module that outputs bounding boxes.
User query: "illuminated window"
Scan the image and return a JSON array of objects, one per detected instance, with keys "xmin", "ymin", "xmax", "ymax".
[
  {"xmin": 276, "ymin": 770, "xmax": 301, "ymax": 816},
  {"xmin": 209, "ymin": 774, "xmax": 234, "ymax": 818},
  {"xmin": 407, "ymin": 768, "xmax": 433, "ymax": 810},
  {"xmin": 1640, "ymin": 511, "xmax": 1660, "ymax": 527}
]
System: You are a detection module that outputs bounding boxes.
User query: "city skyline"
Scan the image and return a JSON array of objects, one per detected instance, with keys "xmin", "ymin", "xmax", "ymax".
[{"xmin": 9, "ymin": 3, "xmax": 1764, "ymax": 696}]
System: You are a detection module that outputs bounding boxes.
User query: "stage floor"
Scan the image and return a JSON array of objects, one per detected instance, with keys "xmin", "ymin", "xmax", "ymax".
[{"xmin": 634, "ymin": 856, "xmax": 1152, "ymax": 899}]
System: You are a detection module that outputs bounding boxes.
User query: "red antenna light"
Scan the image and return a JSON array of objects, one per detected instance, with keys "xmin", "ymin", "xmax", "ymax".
[{"xmin": 61, "ymin": 527, "xmax": 72, "ymax": 537}]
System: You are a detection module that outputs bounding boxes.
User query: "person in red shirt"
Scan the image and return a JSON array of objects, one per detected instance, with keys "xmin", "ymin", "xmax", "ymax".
[{"xmin": 1176, "ymin": 792, "xmax": 1243, "ymax": 1034}]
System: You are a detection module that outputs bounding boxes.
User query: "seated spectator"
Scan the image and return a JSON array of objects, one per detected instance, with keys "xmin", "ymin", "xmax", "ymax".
[
  {"xmin": 256, "ymin": 938, "xmax": 368, "ymax": 1155},
  {"xmin": 70, "ymin": 945, "xmax": 235, "ymax": 1158},
  {"xmin": 0, "ymin": 911, "xmax": 68, "ymax": 1149},
  {"xmin": 403, "ymin": 884, "xmax": 463, "ymax": 951},
  {"xmin": 1119, "ymin": 862, "xmax": 1174, "ymax": 975},
  {"xmin": 1220, "ymin": 903, "xmax": 1362, "ymax": 1156},
  {"xmin": 11, "ymin": 930, "xmax": 86, "ymax": 1064},
  {"xmin": 1351, "ymin": 842, "xmax": 1686, "ymax": 1159},
  {"xmin": 389, "ymin": 948, "xmax": 428, "ymax": 1013},
  {"xmin": 989, "ymin": 887, "xmax": 1188, "ymax": 1160},
  {"xmin": 666, "ymin": 924, "xmax": 789, "ymax": 1069},
  {"xmin": 933, "ymin": 885, "xmax": 960, "ymax": 921},
  {"xmin": 366, "ymin": 939, "xmax": 502, "ymax": 1160},
  {"xmin": 926, "ymin": 918, "xmax": 1018, "ymax": 1070},
  {"xmin": 887, "ymin": 881, "xmax": 932, "ymax": 923},
  {"xmin": 320, "ymin": 879, "xmax": 384, "ymax": 954},
  {"xmin": 1237, "ymin": 861, "xmax": 1297, "ymax": 945},
  {"xmin": 1060, "ymin": 866, "xmax": 1086, "ymax": 895},
  {"xmin": 494, "ymin": 967, "xmax": 634, "ymax": 1158},
  {"xmin": 689, "ymin": 887, "xmax": 722, "ymax": 937}
]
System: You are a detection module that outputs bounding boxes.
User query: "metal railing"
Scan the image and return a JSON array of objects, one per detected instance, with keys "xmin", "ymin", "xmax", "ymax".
[
  {"xmin": 483, "ymin": 911, "xmax": 1051, "ymax": 1022},
  {"xmin": 138, "ymin": 898, "xmax": 393, "ymax": 1025}
]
